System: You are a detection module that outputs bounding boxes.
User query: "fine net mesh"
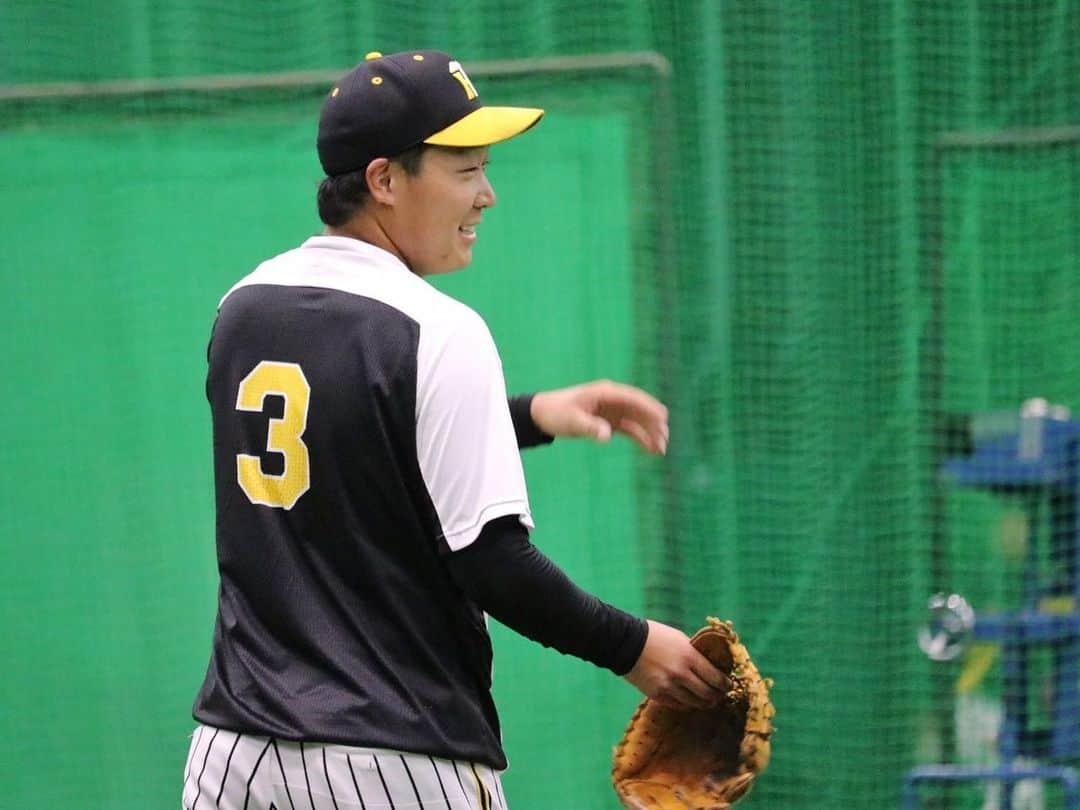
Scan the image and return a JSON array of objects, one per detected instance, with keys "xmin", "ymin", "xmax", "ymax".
[{"xmin": 4, "ymin": 1, "xmax": 1080, "ymax": 808}]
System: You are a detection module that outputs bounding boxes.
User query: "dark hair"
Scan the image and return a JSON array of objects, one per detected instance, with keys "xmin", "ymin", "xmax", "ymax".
[{"xmin": 316, "ymin": 142, "xmax": 429, "ymax": 226}]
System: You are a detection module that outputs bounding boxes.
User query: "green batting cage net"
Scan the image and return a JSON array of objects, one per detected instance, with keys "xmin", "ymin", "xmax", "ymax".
[{"xmin": 3, "ymin": 1, "xmax": 1080, "ymax": 808}]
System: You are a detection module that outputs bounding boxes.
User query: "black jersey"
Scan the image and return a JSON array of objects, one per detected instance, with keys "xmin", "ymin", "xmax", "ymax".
[{"xmin": 192, "ymin": 235, "xmax": 534, "ymax": 769}]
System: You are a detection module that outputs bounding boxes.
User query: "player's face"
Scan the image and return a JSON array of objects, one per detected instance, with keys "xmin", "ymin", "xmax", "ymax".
[{"xmin": 390, "ymin": 146, "xmax": 496, "ymax": 276}]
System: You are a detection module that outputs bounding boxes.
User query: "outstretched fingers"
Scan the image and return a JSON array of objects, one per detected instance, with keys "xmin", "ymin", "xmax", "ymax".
[
  {"xmin": 615, "ymin": 418, "xmax": 657, "ymax": 453},
  {"xmin": 595, "ymin": 383, "xmax": 669, "ymax": 454}
]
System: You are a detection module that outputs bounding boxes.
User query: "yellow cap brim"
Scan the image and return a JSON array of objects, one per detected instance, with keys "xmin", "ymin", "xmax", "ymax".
[{"xmin": 423, "ymin": 106, "xmax": 544, "ymax": 148}]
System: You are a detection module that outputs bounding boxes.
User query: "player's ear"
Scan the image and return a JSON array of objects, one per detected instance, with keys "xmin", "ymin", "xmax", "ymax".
[{"xmin": 365, "ymin": 157, "xmax": 394, "ymax": 205}]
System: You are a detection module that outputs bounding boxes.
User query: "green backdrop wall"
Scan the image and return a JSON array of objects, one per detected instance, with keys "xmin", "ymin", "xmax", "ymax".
[{"xmin": 4, "ymin": 1, "xmax": 1080, "ymax": 808}]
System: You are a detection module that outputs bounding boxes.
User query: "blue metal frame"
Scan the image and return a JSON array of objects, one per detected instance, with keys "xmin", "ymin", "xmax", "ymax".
[
  {"xmin": 942, "ymin": 417, "xmax": 1080, "ymax": 761},
  {"xmin": 905, "ymin": 417, "xmax": 1080, "ymax": 806},
  {"xmin": 902, "ymin": 765, "xmax": 1080, "ymax": 810}
]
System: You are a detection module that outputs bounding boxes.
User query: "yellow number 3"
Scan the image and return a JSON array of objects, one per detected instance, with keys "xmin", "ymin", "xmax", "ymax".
[{"xmin": 235, "ymin": 361, "xmax": 311, "ymax": 510}]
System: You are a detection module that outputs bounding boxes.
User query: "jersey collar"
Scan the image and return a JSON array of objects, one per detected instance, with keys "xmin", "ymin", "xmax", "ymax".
[{"xmin": 301, "ymin": 235, "xmax": 413, "ymax": 275}]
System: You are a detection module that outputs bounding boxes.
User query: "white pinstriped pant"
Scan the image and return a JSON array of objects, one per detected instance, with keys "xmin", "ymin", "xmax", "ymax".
[{"xmin": 182, "ymin": 725, "xmax": 508, "ymax": 810}]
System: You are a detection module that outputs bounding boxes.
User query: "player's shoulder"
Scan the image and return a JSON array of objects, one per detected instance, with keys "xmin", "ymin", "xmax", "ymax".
[
  {"xmin": 216, "ymin": 236, "xmax": 483, "ymax": 334},
  {"xmin": 217, "ymin": 237, "xmax": 342, "ymax": 306}
]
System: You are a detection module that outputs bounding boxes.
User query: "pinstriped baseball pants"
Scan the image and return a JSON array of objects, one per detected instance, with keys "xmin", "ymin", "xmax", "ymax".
[{"xmin": 182, "ymin": 724, "xmax": 509, "ymax": 810}]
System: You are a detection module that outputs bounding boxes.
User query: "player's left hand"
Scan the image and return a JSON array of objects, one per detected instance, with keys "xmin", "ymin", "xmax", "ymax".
[{"xmin": 530, "ymin": 380, "xmax": 669, "ymax": 454}]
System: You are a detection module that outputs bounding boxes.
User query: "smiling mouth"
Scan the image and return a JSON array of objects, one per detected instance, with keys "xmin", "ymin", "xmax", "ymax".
[{"xmin": 459, "ymin": 225, "xmax": 477, "ymax": 235}]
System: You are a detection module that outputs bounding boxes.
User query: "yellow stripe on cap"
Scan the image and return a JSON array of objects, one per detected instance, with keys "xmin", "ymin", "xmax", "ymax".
[{"xmin": 423, "ymin": 106, "xmax": 544, "ymax": 148}]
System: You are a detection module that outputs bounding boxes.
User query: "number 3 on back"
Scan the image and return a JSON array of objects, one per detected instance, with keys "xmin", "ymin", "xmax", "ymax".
[{"xmin": 235, "ymin": 361, "xmax": 311, "ymax": 509}]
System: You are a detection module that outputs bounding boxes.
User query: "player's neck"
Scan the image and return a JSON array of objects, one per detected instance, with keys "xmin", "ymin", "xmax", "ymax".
[{"xmin": 325, "ymin": 213, "xmax": 410, "ymax": 271}]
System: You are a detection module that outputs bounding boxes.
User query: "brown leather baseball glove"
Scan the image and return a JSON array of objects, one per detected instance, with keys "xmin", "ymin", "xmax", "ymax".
[{"xmin": 612, "ymin": 617, "xmax": 775, "ymax": 809}]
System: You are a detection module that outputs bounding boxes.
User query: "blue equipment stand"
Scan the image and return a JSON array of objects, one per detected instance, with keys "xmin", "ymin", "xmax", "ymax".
[
  {"xmin": 902, "ymin": 766, "xmax": 1080, "ymax": 810},
  {"xmin": 903, "ymin": 416, "xmax": 1080, "ymax": 808}
]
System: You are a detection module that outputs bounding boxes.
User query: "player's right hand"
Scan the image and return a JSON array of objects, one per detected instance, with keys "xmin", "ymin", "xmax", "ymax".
[
  {"xmin": 529, "ymin": 379, "xmax": 669, "ymax": 454},
  {"xmin": 623, "ymin": 620, "xmax": 731, "ymax": 710}
]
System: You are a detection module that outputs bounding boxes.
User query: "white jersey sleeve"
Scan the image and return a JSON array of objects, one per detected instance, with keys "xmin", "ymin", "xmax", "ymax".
[{"xmin": 415, "ymin": 307, "xmax": 534, "ymax": 551}]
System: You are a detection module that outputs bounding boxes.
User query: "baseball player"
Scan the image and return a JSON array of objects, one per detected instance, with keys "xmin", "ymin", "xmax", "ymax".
[{"xmin": 183, "ymin": 49, "xmax": 729, "ymax": 810}]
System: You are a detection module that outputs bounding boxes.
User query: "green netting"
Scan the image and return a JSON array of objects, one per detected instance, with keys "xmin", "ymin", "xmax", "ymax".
[{"xmin": 4, "ymin": 1, "xmax": 1080, "ymax": 808}]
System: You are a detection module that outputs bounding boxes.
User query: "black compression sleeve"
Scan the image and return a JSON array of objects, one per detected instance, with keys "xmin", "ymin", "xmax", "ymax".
[
  {"xmin": 507, "ymin": 394, "xmax": 555, "ymax": 449},
  {"xmin": 445, "ymin": 516, "xmax": 647, "ymax": 675}
]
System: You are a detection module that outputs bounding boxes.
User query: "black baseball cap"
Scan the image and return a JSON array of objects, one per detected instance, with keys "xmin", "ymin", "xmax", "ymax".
[{"xmin": 317, "ymin": 50, "xmax": 544, "ymax": 177}]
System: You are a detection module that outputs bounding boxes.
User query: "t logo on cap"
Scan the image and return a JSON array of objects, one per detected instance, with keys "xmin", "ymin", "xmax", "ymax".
[
  {"xmin": 448, "ymin": 60, "xmax": 478, "ymax": 100},
  {"xmin": 316, "ymin": 50, "xmax": 543, "ymax": 177}
]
